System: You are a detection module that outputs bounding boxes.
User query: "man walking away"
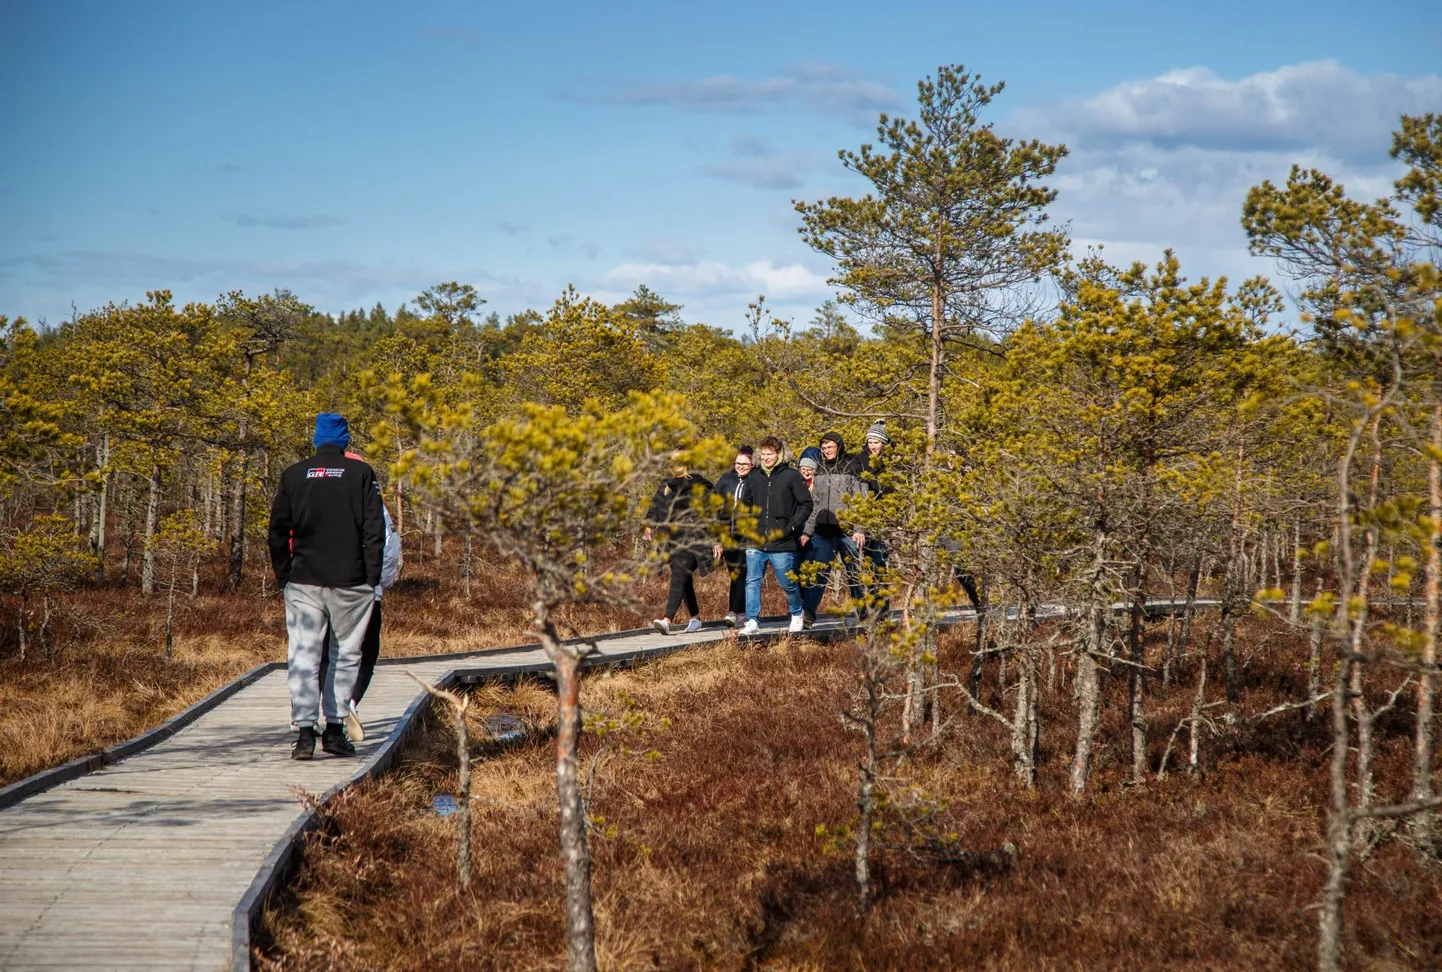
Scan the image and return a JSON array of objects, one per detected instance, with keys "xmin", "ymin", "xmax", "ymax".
[
  {"xmin": 738, "ymin": 437, "xmax": 812, "ymax": 636},
  {"xmin": 712, "ymin": 446, "xmax": 753, "ymax": 627},
  {"xmin": 268, "ymin": 412, "xmax": 384, "ymax": 760},
  {"xmin": 799, "ymin": 431, "xmax": 867, "ymax": 626},
  {"xmin": 318, "ymin": 481, "xmax": 400, "ymax": 743},
  {"xmin": 646, "ymin": 453, "xmax": 714, "ymax": 635}
]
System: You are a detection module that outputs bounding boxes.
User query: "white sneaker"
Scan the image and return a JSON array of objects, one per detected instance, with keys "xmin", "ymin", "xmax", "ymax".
[
  {"xmin": 344, "ymin": 702, "xmax": 365, "ymax": 743},
  {"xmin": 739, "ymin": 619, "xmax": 761, "ymax": 636},
  {"xmin": 684, "ymin": 618, "xmax": 703, "ymax": 633},
  {"xmin": 788, "ymin": 614, "xmax": 805, "ymax": 633},
  {"xmin": 651, "ymin": 618, "xmax": 672, "ymax": 635},
  {"xmin": 723, "ymin": 612, "xmax": 738, "ymax": 627}
]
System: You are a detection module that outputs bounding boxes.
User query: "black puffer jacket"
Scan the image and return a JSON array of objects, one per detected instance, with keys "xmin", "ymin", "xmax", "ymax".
[
  {"xmin": 740, "ymin": 462, "xmax": 813, "ymax": 553},
  {"xmin": 267, "ymin": 444, "xmax": 385, "ymax": 588},
  {"xmin": 647, "ymin": 473, "xmax": 715, "ymax": 557}
]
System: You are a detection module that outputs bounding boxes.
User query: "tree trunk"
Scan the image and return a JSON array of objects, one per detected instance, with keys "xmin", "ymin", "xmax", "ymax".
[
  {"xmin": 141, "ymin": 459, "xmax": 161, "ymax": 596},
  {"xmin": 16, "ymin": 593, "xmax": 27, "ymax": 664},
  {"xmin": 538, "ymin": 615, "xmax": 597, "ymax": 972},
  {"xmin": 228, "ymin": 451, "xmax": 247, "ymax": 588},
  {"xmin": 92, "ymin": 434, "xmax": 109, "ymax": 582},
  {"xmin": 1411, "ymin": 397, "xmax": 1442, "ymax": 850},
  {"xmin": 1178, "ymin": 553, "xmax": 1202, "ymax": 658},
  {"xmin": 1306, "ymin": 576, "xmax": 1327, "ymax": 716},
  {"xmin": 455, "ymin": 697, "xmax": 473, "ymax": 892},
  {"xmin": 1289, "ymin": 517, "xmax": 1305, "ymax": 626},
  {"xmin": 1071, "ymin": 533, "xmax": 1107, "ymax": 794},
  {"xmin": 1128, "ymin": 557, "xmax": 1150, "ymax": 785},
  {"xmin": 461, "ymin": 528, "xmax": 473, "ymax": 600},
  {"xmin": 924, "ymin": 261, "xmax": 944, "ymax": 455},
  {"xmin": 855, "ymin": 654, "xmax": 879, "ymax": 913},
  {"xmin": 1188, "ymin": 654, "xmax": 1207, "ymax": 773},
  {"xmin": 165, "ymin": 562, "xmax": 176, "ymax": 661},
  {"xmin": 1318, "ymin": 651, "xmax": 1354, "ymax": 972}
]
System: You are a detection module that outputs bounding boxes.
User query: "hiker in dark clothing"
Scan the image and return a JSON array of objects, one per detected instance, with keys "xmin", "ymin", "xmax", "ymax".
[
  {"xmin": 711, "ymin": 446, "xmax": 754, "ymax": 627},
  {"xmin": 738, "ymin": 436, "xmax": 813, "ymax": 636},
  {"xmin": 267, "ymin": 412, "xmax": 384, "ymax": 760},
  {"xmin": 799, "ymin": 431, "xmax": 868, "ymax": 625},
  {"xmin": 646, "ymin": 454, "xmax": 715, "ymax": 635}
]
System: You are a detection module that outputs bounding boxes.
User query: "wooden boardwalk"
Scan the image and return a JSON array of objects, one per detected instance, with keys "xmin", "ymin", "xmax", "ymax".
[
  {"xmin": 0, "ymin": 617, "xmax": 825, "ymax": 971},
  {"xmin": 0, "ymin": 599, "xmax": 1212, "ymax": 971}
]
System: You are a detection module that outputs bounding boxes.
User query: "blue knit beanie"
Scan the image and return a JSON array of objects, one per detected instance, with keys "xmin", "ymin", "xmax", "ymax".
[
  {"xmin": 799, "ymin": 445, "xmax": 823, "ymax": 470},
  {"xmin": 313, "ymin": 412, "xmax": 350, "ymax": 449}
]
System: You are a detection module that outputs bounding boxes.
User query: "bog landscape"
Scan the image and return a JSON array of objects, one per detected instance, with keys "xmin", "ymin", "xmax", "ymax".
[{"xmin": 2, "ymin": 8, "xmax": 1442, "ymax": 971}]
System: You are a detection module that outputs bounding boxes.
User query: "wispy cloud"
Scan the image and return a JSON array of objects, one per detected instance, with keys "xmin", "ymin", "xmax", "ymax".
[
  {"xmin": 496, "ymin": 221, "xmax": 530, "ymax": 235},
  {"xmin": 226, "ymin": 213, "xmax": 345, "ymax": 230},
  {"xmin": 547, "ymin": 234, "xmax": 600, "ymax": 260},
  {"xmin": 572, "ymin": 62, "xmax": 901, "ymax": 124},
  {"xmin": 420, "ymin": 25, "xmax": 482, "ymax": 47},
  {"xmin": 700, "ymin": 134, "xmax": 807, "ymax": 190}
]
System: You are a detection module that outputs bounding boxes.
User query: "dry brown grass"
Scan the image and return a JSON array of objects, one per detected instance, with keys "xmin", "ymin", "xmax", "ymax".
[
  {"xmin": 256, "ymin": 616, "xmax": 1442, "ymax": 970},
  {"xmin": 0, "ymin": 541, "xmax": 748, "ymax": 788}
]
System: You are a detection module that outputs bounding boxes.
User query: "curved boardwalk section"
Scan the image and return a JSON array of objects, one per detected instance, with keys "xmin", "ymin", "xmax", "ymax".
[
  {"xmin": 0, "ymin": 600, "xmax": 1206, "ymax": 971},
  {"xmin": 0, "ymin": 619, "xmax": 770, "ymax": 972}
]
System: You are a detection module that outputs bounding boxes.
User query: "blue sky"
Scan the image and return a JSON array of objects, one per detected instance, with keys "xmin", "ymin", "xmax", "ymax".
[{"xmin": 2, "ymin": 0, "xmax": 1440, "ymax": 332}]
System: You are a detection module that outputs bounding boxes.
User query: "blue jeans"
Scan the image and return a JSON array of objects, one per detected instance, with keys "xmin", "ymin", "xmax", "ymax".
[
  {"xmin": 744, "ymin": 548, "xmax": 803, "ymax": 620},
  {"xmin": 800, "ymin": 534, "xmax": 864, "ymax": 617}
]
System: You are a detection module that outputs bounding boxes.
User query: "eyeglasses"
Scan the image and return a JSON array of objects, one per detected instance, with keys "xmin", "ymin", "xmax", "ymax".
[{"xmin": 734, "ymin": 460, "xmax": 753, "ymax": 467}]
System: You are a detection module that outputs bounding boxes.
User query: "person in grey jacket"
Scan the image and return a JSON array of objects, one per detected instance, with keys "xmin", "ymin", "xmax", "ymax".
[{"xmin": 799, "ymin": 431, "xmax": 868, "ymax": 625}]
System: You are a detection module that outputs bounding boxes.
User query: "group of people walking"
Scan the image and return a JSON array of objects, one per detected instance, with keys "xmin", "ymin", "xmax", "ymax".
[
  {"xmin": 268, "ymin": 410, "xmax": 893, "ymax": 759},
  {"xmin": 648, "ymin": 421, "xmax": 891, "ymax": 637}
]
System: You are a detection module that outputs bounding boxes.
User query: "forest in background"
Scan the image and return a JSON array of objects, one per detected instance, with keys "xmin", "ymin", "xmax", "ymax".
[{"xmin": 2, "ymin": 66, "xmax": 1441, "ymax": 969}]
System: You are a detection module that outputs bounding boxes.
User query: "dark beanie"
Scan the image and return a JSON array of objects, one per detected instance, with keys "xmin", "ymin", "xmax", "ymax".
[
  {"xmin": 313, "ymin": 412, "xmax": 350, "ymax": 449},
  {"xmin": 821, "ymin": 430, "xmax": 845, "ymax": 450}
]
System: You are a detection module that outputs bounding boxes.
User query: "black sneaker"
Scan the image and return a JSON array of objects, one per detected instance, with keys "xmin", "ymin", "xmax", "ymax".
[
  {"xmin": 802, "ymin": 612, "xmax": 815, "ymax": 630},
  {"xmin": 291, "ymin": 726, "xmax": 316, "ymax": 761},
  {"xmin": 320, "ymin": 724, "xmax": 356, "ymax": 757}
]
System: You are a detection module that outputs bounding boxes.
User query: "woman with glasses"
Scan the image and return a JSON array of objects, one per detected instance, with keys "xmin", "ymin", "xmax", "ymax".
[{"xmin": 711, "ymin": 446, "xmax": 754, "ymax": 627}]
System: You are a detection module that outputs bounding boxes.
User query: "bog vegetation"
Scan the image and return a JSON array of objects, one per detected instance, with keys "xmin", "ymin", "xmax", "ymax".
[{"xmin": 2, "ymin": 66, "xmax": 1440, "ymax": 969}]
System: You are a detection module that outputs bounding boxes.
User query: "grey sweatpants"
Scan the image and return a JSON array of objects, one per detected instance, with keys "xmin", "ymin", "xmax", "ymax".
[{"xmin": 284, "ymin": 582, "xmax": 376, "ymax": 728}]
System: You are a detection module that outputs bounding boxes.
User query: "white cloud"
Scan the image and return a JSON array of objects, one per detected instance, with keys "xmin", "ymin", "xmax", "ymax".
[
  {"xmin": 1012, "ymin": 60, "xmax": 1442, "ymax": 160},
  {"xmin": 600, "ymin": 257, "xmax": 828, "ymax": 301},
  {"xmin": 1000, "ymin": 61, "xmax": 1441, "ymax": 296}
]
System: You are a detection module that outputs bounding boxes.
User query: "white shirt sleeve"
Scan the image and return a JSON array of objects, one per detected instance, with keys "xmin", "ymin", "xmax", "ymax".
[{"xmin": 378, "ymin": 504, "xmax": 401, "ymax": 597}]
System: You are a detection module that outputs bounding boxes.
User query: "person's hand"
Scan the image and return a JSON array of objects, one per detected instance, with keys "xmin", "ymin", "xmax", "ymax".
[
  {"xmin": 713, "ymin": 543, "xmax": 723, "ymax": 561},
  {"xmin": 643, "ymin": 527, "xmax": 653, "ymax": 542},
  {"xmin": 852, "ymin": 531, "xmax": 866, "ymax": 546},
  {"xmin": 800, "ymin": 534, "xmax": 810, "ymax": 547}
]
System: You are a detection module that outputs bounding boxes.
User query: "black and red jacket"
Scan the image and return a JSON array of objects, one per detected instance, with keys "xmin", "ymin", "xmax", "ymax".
[{"xmin": 267, "ymin": 444, "xmax": 385, "ymax": 588}]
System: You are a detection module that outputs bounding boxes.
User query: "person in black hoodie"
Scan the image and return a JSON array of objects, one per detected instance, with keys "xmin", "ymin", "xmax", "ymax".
[
  {"xmin": 710, "ymin": 446, "xmax": 754, "ymax": 627},
  {"xmin": 738, "ymin": 436, "xmax": 812, "ymax": 636},
  {"xmin": 645, "ymin": 454, "xmax": 714, "ymax": 635},
  {"xmin": 267, "ymin": 412, "xmax": 384, "ymax": 760}
]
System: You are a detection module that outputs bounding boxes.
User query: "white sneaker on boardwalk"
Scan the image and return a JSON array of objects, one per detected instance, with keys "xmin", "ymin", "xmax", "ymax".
[
  {"xmin": 344, "ymin": 703, "xmax": 365, "ymax": 743},
  {"xmin": 723, "ymin": 612, "xmax": 738, "ymax": 627},
  {"xmin": 788, "ymin": 614, "xmax": 805, "ymax": 633},
  {"xmin": 651, "ymin": 618, "xmax": 672, "ymax": 635},
  {"xmin": 739, "ymin": 619, "xmax": 761, "ymax": 636},
  {"xmin": 685, "ymin": 618, "xmax": 703, "ymax": 633}
]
